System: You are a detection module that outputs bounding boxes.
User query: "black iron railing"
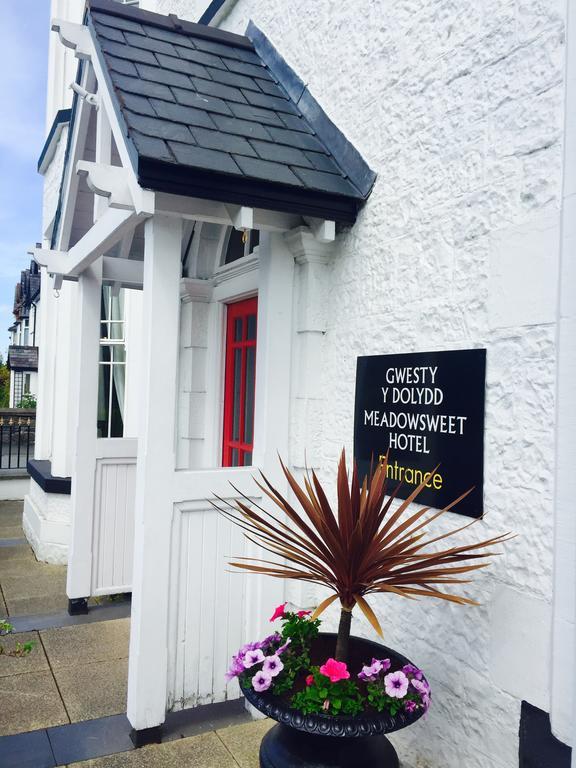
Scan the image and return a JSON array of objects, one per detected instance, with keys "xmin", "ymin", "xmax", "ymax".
[{"xmin": 0, "ymin": 412, "xmax": 36, "ymax": 470}]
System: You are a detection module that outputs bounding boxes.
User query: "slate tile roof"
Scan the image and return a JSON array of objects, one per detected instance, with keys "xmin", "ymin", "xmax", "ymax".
[
  {"xmin": 7, "ymin": 346, "xmax": 39, "ymax": 372},
  {"xmin": 87, "ymin": 0, "xmax": 371, "ymax": 222}
]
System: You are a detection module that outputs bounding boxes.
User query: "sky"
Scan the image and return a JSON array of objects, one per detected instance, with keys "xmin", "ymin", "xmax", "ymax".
[{"xmin": 0, "ymin": 1, "xmax": 50, "ymax": 357}]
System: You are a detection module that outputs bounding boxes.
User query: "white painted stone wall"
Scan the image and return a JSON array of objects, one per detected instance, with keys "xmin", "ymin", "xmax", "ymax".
[{"xmin": 143, "ymin": 1, "xmax": 565, "ymax": 765}]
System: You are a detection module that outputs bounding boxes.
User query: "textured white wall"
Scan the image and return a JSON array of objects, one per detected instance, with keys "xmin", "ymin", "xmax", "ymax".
[{"xmin": 213, "ymin": 2, "xmax": 564, "ymax": 767}]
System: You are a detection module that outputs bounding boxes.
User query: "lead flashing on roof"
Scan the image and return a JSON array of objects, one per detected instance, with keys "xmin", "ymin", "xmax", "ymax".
[
  {"xmin": 37, "ymin": 109, "xmax": 72, "ymax": 174},
  {"xmin": 246, "ymin": 21, "xmax": 376, "ymax": 199}
]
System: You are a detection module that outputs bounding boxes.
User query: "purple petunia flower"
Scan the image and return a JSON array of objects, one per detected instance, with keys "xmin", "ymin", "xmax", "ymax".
[
  {"xmin": 405, "ymin": 700, "xmax": 418, "ymax": 713},
  {"xmin": 243, "ymin": 649, "xmax": 265, "ymax": 669},
  {"xmin": 262, "ymin": 655, "xmax": 284, "ymax": 677},
  {"xmin": 358, "ymin": 658, "xmax": 391, "ymax": 682},
  {"xmin": 384, "ymin": 671, "xmax": 409, "ymax": 698},
  {"xmin": 411, "ymin": 678, "xmax": 429, "ymax": 696},
  {"xmin": 258, "ymin": 633, "xmax": 282, "ymax": 651},
  {"xmin": 277, "ymin": 637, "xmax": 291, "ymax": 655},
  {"xmin": 403, "ymin": 663, "xmax": 423, "ymax": 680},
  {"xmin": 252, "ymin": 670, "xmax": 272, "ymax": 692}
]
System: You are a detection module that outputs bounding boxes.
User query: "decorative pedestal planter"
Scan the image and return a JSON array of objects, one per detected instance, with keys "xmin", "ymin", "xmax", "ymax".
[{"xmin": 241, "ymin": 634, "xmax": 426, "ymax": 768}]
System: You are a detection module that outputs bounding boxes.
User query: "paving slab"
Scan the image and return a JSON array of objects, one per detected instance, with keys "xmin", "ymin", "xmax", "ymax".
[
  {"xmin": 53, "ymin": 658, "xmax": 129, "ymax": 722},
  {"xmin": 6, "ymin": 594, "xmax": 69, "ymax": 617},
  {"xmin": 48, "ymin": 713, "xmax": 134, "ymax": 765},
  {"xmin": 0, "ymin": 526, "xmax": 26, "ymax": 539},
  {"xmin": 41, "ymin": 618, "xmax": 130, "ymax": 668},
  {"xmin": 0, "ymin": 503, "xmax": 25, "ymax": 527},
  {"xmin": 216, "ymin": 719, "xmax": 273, "ymax": 768},
  {"xmin": 0, "ymin": 630, "xmax": 48, "ymax": 677},
  {"xmin": 0, "ymin": 727, "xmax": 57, "ymax": 768},
  {"xmin": 0, "ymin": 669, "xmax": 69, "ymax": 736},
  {"xmin": 0, "ymin": 559, "xmax": 64, "ymax": 579},
  {"xmin": 67, "ymin": 730, "xmax": 239, "ymax": 767},
  {"xmin": 0, "ymin": 543, "xmax": 35, "ymax": 562}
]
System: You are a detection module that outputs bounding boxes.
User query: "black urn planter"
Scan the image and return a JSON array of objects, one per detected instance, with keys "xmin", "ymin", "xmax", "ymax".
[{"xmin": 240, "ymin": 633, "xmax": 426, "ymax": 768}]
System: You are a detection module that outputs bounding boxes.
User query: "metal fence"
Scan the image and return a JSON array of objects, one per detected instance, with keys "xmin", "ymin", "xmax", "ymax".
[{"xmin": 0, "ymin": 410, "xmax": 35, "ymax": 471}]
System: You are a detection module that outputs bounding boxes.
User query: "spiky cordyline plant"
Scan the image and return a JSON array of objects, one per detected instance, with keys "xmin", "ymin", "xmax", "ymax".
[{"xmin": 214, "ymin": 450, "xmax": 513, "ymax": 664}]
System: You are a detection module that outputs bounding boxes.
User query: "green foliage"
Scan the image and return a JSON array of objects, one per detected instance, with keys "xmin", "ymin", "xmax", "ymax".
[
  {"xmin": 271, "ymin": 611, "xmax": 319, "ymax": 696},
  {"xmin": 0, "ymin": 359, "xmax": 9, "ymax": 408},
  {"xmin": 17, "ymin": 393, "xmax": 36, "ymax": 409},
  {"xmin": 366, "ymin": 681, "xmax": 419, "ymax": 716},
  {"xmin": 0, "ymin": 618, "xmax": 35, "ymax": 657},
  {"xmin": 291, "ymin": 668, "xmax": 365, "ymax": 716}
]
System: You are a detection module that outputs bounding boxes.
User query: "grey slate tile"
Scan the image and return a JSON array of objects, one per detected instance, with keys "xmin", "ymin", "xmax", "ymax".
[
  {"xmin": 156, "ymin": 53, "xmax": 211, "ymax": 80},
  {"xmin": 243, "ymin": 88, "xmax": 300, "ymax": 115},
  {"xmin": 125, "ymin": 111, "xmax": 194, "ymax": 144},
  {"xmin": 174, "ymin": 45, "xmax": 227, "ymax": 71},
  {"xmin": 99, "ymin": 38, "xmax": 158, "ymax": 66},
  {"xmin": 93, "ymin": 22, "xmax": 126, "ymax": 44},
  {"xmin": 131, "ymin": 131, "xmax": 174, "ymax": 162},
  {"xmin": 149, "ymin": 99, "xmax": 216, "ymax": 129},
  {"xmin": 119, "ymin": 92, "xmax": 158, "ymax": 117},
  {"xmin": 228, "ymin": 101, "xmax": 285, "ymax": 127},
  {"xmin": 224, "ymin": 58, "xmax": 273, "ymax": 81},
  {"xmin": 136, "ymin": 62, "xmax": 192, "ymax": 89},
  {"xmin": 172, "ymin": 87, "xmax": 232, "ymax": 116},
  {"xmin": 254, "ymin": 78, "xmax": 286, "ymax": 97},
  {"xmin": 204, "ymin": 67, "xmax": 258, "ymax": 92},
  {"xmin": 125, "ymin": 31, "xmax": 178, "ymax": 57},
  {"xmin": 91, "ymin": 11, "xmax": 145, "ymax": 35},
  {"xmin": 265, "ymin": 125, "xmax": 328, "ymax": 153},
  {"xmin": 110, "ymin": 71, "xmax": 175, "ymax": 101},
  {"xmin": 211, "ymin": 114, "xmax": 272, "ymax": 141},
  {"xmin": 278, "ymin": 113, "xmax": 314, "ymax": 133},
  {"xmin": 304, "ymin": 150, "xmax": 343, "ymax": 174},
  {"xmin": 104, "ymin": 54, "xmax": 139, "ymax": 78},
  {"xmin": 144, "ymin": 25, "xmax": 194, "ymax": 48},
  {"xmin": 190, "ymin": 127, "xmax": 257, "ymax": 157},
  {"xmin": 249, "ymin": 139, "xmax": 313, "ymax": 168},
  {"xmin": 193, "ymin": 37, "xmax": 262, "ymax": 67},
  {"xmin": 291, "ymin": 166, "xmax": 358, "ymax": 195},
  {"xmin": 191, "ymin": 77, "xmax": 248, "ymax": 105},
  {"xmin": 168, "ymin": 142, "xmax": 243, "ymax": 175},
  {"xmin": 233, "ymin": 155, "xmax": 304, "ymax": 186}
]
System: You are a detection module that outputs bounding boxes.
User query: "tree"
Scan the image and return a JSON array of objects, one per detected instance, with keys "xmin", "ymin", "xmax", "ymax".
[{"xmin": 0, "ymin": 356, "xmax": 10, "ymax": 408}]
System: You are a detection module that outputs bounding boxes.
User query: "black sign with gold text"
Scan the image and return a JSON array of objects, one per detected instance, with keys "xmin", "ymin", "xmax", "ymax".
[{"xmin": 353, "ymin": 349, "xmax": 486, "ymax": 518}]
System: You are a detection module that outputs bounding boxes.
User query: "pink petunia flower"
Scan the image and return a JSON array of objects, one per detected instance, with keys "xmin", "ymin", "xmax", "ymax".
[
  {"xmin": 384, "ymin": 671, "xmax": 409, "ymax": 698},
  {"xmin": 319, "ymin": 658, "xmax": 350, "ymax": 683},
  {"xmin": 405, "ymin": 700, "xmax": 418, "ymax": 713},
  {"xmin": 262, "ymin": 655, "xmax": 284, "ymax": 678},
  {"xmin": 243, "ymin": 649, "xmax": 265, "ymax": 669},
  {"xmin": 269, "ymin": 603, "xmax": 287, "ymax": 622},
  {"xmin": 297, "ymin": 610, "xmax": 312, "ymax": 618},
  {"xmin": 306, "ymin": 675, "xmax": 315, "ymax": 686},
  {"xmin": 252, "ymin": 670, "xmax": 272, "ymax": 692}
]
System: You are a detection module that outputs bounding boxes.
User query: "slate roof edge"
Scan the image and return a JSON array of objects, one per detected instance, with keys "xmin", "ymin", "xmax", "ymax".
[
  {"xmin": 246, "ymin": 20, "xmax": 377, "ymax": 200},
  {"xmin": 137, "ymin": 158, "xmax": 361, "ymax": 224},
  {"xmin": 38, "ymin": 108, "xmax": 72, "ymax": 174},
  {"xmin": 88, "ymin": 0, "xmax": 253, "ymax": 50}
]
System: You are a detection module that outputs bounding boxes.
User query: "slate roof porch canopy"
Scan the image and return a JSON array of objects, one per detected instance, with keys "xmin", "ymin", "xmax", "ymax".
[{"xmin": 41, "ymin": 0, "xmax": 374, "ymax": 275}]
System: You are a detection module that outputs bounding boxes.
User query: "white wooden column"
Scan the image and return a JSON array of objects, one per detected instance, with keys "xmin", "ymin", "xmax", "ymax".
[
  {"xmin": 66, "ymin": 258, "xmax": 102, "ymax": 600},
  {"xmin": 127, "ymin": 215, "xmax": 183, "ymax": 734},
  {"xmin": 284, "ymin": 227, "xmax": 333, "ymax": 470},
  {"xmin": 33, "ymin": 267, "xmax": 56, "ymax": 459}
]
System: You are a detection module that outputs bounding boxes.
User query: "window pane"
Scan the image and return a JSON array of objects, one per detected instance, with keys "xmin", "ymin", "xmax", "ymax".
[
  {"xmin": 112, "ymin": 346, "xmax": 126, "ymax": 364},
  {"xmin": 244, "ymin": 346, "xmax": 256, "ymax": 445},
  {"xmin": 231, "ymin": 448, "xmax": 239, "ymax": 466},
  {"xmin": 232, "ymin": 348, "xmax": 242, "ymax": 441},
  {"xmin": 224, "ymin": 228, "xmax": 245, "ymax": 264},
  {"xmin": 99, "ymin": 345, "xmax": 111, "ymax": 363},
  {"xmin": 97, "ymin": 364, "xmax": 110, "ymax": 437},
  {"xmin": 246, "ymin": 314, "xmax": 256, "ymax": 341},
  {"xmin": 100, "ymin": 322, "xmax": 109, "ymax": 339},
  {"xmin": 234, "ymin": 317, "xmax": 243, "ymax": 342},
  {"xmin": 243, "ymin": 451, "xmax": 252, "ymax": 466},
  {"xmin": 110, "ymin": 321, "xmax": 124, "ymax": 340},
  {"xmin": 109, "ymin": 370, "xmax": 124, "ymax": 438}
]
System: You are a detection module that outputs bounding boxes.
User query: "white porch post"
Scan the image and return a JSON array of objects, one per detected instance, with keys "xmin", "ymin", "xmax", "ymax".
[
  {"xmin": 127, "ymin": 215, "xmax": 182, "ymax": 738},
  {"xmin": 66, "ymin": 258, "xmax": 102, "ymax": 604}
]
